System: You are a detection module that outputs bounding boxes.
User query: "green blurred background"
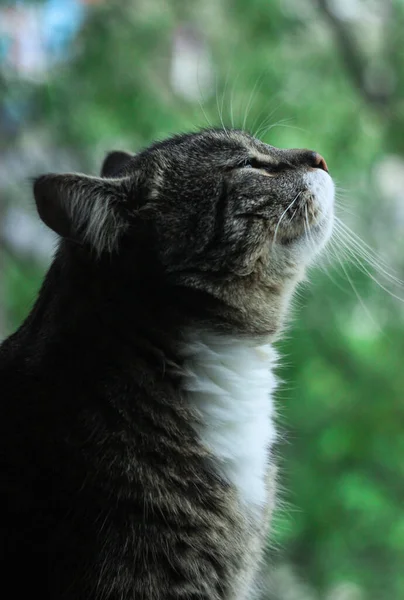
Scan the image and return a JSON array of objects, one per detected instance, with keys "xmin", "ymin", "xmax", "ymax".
[{"xmin": 1, "ymin": 1, "xmax": 403, "ymax": 598}]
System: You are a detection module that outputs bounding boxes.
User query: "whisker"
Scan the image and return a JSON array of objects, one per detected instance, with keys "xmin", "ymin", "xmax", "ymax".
[
  {"xmin": 305, "ymin": 205, "xmax": 328, "ymax": 261},
  {"xmin": 289, "ymin": 207, "xmax": 299, "ymax": 223},
  {"xmin": 255, "ymin": 117, "xmax": 294, "ymax": 139},
  {"xmin": 197, "ymin": 98, "xmax": 213, "ymax": 130},
  {"xmin": 216, "ymin": 71, "xmax": 230, "ymax": 136},
  {"xmin": 323, "ymin": 243, "xmax": 358, "ymax": 296},
  {"xmin": 334, "ymin": 220, "xmax": 403, "ymax": 285},
  {"xmin": 253, "ymin": 110, "xmax": 282, "ymax": 139},
  {"xmin": 333, "ymin": 229, "xmax": 404, "ymax": 303},
  {"xmin": 334, "ymin": 201, "xmax": 358, "ymax": 219},
  {"xmin": 251, "ymin": 102, "xmax": 283, "ymax": 139},
  {"xmin": 272, "ymin": 193, "xmax": 301, "ymax": 248},
  {"xmin": 257, "ymin": 120, "xmax": 308, "ymax": 139},
  {"xmin": 333, "ymin": 249, "xmax": 382, "ymax": 329},
  {"xmin": 333, "ymin": 223, "xmax": 397, "ymax": 284},
  {"xmin": 304, "ymin": 212, "xmax": 363, "ymax": 295},
  {"xmin": 334, "ymin": 216, "xmax": 392, "ymax": 270},
  {"xmin": 195, "ymin": 60, "xmax": 213, "ymax": 130},
  {"xmin": 228, "ymin": 71, "xmax": 242, "ymax": 129},
  {"xmin": 242, "ymin": 74, "xmax": 265, "ymax": 132}
]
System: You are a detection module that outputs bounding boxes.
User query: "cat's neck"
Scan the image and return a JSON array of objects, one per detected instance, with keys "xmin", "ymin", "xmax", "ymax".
[
  {"xmin": 16, "ymin": 243, "xmax": 289, "ymax": 363},
  {"xmin": 21, "ymin": 246, "xmax": 164, "ymax": 338}
]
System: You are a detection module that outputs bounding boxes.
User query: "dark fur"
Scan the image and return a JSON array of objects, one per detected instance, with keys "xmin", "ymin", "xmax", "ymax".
[{"xmin": 0, "ymin": 129, "xmax": 329, "ymax": 599}]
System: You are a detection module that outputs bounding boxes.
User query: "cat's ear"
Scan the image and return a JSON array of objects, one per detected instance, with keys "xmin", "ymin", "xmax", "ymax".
[
  {"xmin": 101, "ymin": 151, "xmax": 134, "ymax": 178},
  {"xmin": 33, "ymin": 173, "xmax": 130, "ymax": 254}
]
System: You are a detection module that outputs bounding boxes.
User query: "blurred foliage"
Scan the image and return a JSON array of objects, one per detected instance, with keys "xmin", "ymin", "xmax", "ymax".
[{"xmin": 1, "ymin": 0, "xmax": 404, "ymax": 598}]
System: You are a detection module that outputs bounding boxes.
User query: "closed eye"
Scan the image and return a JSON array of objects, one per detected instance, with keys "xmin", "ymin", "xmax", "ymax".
[{"xmin": 244, "ymin": 157, "xmax": 290, "ymax": 173}]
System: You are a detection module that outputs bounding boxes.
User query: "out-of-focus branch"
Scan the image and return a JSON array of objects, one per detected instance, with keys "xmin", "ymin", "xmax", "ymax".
[{"xmin": 315, "ymin": 0, "xmax": 392, "ymax": 110}]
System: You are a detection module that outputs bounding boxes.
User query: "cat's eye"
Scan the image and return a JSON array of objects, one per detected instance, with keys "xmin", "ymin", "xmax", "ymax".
[
  {"xmin": 244, "ymin": 158, "xmax": 284, "ymax": 173},
  {"xmin": 244, "ymin": 158, "xmax": 264, "ymax": 169}
]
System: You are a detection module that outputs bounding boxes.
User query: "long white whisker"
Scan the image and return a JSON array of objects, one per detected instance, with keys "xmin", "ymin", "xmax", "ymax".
[
  {"xmin": 252, "ymin": 102, "xmax": 283, "ymax": 138},
  {"xmin": 335, "ymin": 227, "xmax": 402, "ymax": 286},
  {"xmin": 334, "ymin": 250, "xmax": 381, "ymax": 329},
  {"xmin": 229, "ymin": 71, "xmax": 242, "ymax": 129},
  {"xmin": 217, "ymin": 72, "xmax": 229, "ymax": 136},
  {"xmin": 304, "ymin": 205, "xmax": 315, "ymax": 252},
  {"xmin": 304, "ymin": 204, "xmax": 331, "ymax": 275},
  {"xmin": 242, "ymin": 74, "xmax": 264, "ymax": 132},
  {"xmin": 197, "ymin": 98, "xmax": 213, "ymax": 129},
  {"xmin": 304, "ymin": 213, "xmax": 366, "ymax": 295},
  {"xmin": 256, "ymin": 118, "xmax": 293, "ymax": 138},
  {"xmin": 333, "ymin": 230, "xmax": 404, "ymax": 303},
  {"xmin": 303, "ymin": 205, "xmax": 327, "ymax": 271},
  {"xmin": 333, "ymin": 221, "xmax": 404, "ymax": 286},
  {"xmin": 272, "ymin": 192, "xmax": 301, "ymax": 249},
  {"xmin": 334, "ymin": 200, "xmax": 358, "ymax": 219},
  {"xmin": 334, "ymin": 216, "xmax": 392, "ymax": 270},
  {"xmin": 289, "ymin": 206, "xmax": 299, "ymax": 223},
  {"xmin": 339, "ymin": 234, "xmax": 399, "ymax": 285},
  {"xmin": 257, "ymin": 120, "xmax": 307, "ymax": 139},
  {"xmin": 195, "ymin": 60, "xmax": 213, "ymax": 129},
  {"xmin": 253, "ymin": 111, "xmax": 281, "ymax": 139},
  {"xmin": 324, "ymin": 242, "xmax": 358, "ymax": 295}
]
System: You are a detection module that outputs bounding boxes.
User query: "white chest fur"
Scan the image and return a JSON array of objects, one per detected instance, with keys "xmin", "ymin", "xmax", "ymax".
[{"xmin": 181, "ymin": 331, "xmax": 277, "ymax": 508}]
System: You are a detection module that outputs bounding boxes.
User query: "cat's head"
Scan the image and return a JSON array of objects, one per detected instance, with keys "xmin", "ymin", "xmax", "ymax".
[{"xmin": 34, "ymin": 129, "xmax": 334, "ymax": 334}]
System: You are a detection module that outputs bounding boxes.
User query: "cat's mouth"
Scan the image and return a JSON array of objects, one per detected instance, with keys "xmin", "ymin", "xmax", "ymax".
[
  {"xmin": 303, "ymin": 168, "xmax": 334, "ymax": 217},
  {"xmin": 297, "ymin": 169, "xmax": 335, "ymax": 253}
]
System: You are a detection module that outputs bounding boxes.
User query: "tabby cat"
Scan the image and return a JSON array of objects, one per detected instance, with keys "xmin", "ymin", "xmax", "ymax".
[{"xmin": 0, "ymin": 128, "xmax": 334, "ymax": 599}]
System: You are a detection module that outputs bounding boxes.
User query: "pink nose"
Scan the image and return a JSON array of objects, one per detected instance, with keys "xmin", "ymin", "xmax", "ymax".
[{"xmin": 313, "ymin": 152, "xmax": 329, "ymax": 173}]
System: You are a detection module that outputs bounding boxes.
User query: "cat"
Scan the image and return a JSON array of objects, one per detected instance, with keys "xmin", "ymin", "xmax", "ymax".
[{"xmin": 0, "ymin": 128, "xmax": 334, "ymax": 599}]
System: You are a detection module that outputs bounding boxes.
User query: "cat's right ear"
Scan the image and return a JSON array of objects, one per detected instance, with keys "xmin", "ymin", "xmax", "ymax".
[{"xmin": 101, "ymin": 151, "xmax": 134, "ymax": 178}]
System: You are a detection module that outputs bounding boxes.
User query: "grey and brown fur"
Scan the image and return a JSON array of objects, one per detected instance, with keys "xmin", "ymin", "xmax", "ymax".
[{"xmin": 0, "ymin": 129, "xmax": 333, "ymax": 599}]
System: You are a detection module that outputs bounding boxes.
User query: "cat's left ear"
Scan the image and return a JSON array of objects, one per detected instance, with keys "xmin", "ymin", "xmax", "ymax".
[
  {"xmin": 101, "ymin": 151, "xmax": 134, "ymax": 178},
  {"xmin": 33, "ymin": 173, "xmax": 131, "ymax": 255}
]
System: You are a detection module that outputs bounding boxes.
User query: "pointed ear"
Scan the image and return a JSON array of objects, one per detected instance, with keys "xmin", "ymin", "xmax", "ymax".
[
  {"xmin": 101, "ymin": 151, "xmax": 134, "ymax": 178},
  {"xmin": 33, "ymin": 173, "xmax": 130, "ymax": 254}
]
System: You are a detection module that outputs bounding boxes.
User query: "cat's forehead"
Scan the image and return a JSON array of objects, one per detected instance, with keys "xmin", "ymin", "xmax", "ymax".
[
  {"xmin": 223, "ymin": 130, "xmax": 278, "ymax": 160},
  {"xmin": 195, "ymin": 128, "xmax": 273, "ymax": 156},
  {"xmin": 149, "ymin": 128, "xmax": 275, "ymax": 161}
]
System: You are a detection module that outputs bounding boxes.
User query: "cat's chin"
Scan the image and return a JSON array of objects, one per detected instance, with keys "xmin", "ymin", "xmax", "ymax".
[
  {"xmin": 305, "ymin": 213, "xmax": 334, "ymax": 258},
  {"xmin": 274, "ymin": 211, "xmax": 334, "ymax": 265}
]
